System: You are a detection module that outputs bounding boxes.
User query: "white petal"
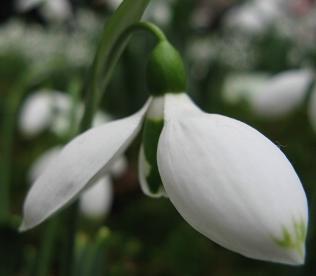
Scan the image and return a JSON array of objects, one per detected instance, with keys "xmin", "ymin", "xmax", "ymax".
[
  {"xmin": 20, "ymin": 101, "xmax": 149, "ymax": 231},
  {"xmin": 158, "ymin": 93, "xmax": 308, "ymax": 265},
  {"xmin": 79, "ymin": 176, "xmax": 113, "ymax": 219},
  {"xmin": 251, "ymin": 69, "xmax": 313, "ymax": 118}
]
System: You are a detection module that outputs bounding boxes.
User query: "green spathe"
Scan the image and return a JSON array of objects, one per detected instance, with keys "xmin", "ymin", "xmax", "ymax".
[{"xmin": 146, "ymin": 41, "xmax": 187, "ymax": 96}]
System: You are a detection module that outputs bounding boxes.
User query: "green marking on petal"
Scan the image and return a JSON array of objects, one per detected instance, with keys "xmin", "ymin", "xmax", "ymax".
[
  {"xmin": 273, "ymin": 218, "xmax": 307, "ymax": 257},
  {"xmin": 142, "ymin": 118, "xmax": 164, "ymax": 194}
]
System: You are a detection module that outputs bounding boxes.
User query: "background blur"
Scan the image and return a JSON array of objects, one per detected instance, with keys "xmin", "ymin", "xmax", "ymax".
[{"xmin": 1, "ymin": 0, "xmax": 316, "ymax": 275}]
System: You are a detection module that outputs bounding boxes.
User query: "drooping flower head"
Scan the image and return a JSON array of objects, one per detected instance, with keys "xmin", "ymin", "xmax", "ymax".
[{"xmin": 20, "ymin": 37, "xmax": 308, "ymax": 265}]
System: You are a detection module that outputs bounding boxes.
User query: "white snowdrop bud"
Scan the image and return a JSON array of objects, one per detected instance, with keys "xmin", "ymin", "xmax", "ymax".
[
  {"xmin": 20, "ymin": 90, "xmax": 70, "ymax": 137},
  {"xmin": 251, "ymin": 69, "xmax": 313, "ymax": 118},
  {"xmin": 79, "ymin": 176, "xmax": 113, "ymax": 219}
]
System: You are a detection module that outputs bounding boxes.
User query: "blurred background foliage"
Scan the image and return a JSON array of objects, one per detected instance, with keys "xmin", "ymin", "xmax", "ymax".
[{"xmin": 1, "ymin": 0, "xmax": 316, "ymax": 275}]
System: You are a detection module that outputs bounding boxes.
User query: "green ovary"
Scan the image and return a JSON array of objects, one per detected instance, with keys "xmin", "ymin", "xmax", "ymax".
[
  {"xmin": 142, "ymin": 119, "xmax": 164, "ymax": 194},
  {"xmin": 273, "ymin": 219, "xmax": 307, "ymax": 257}
]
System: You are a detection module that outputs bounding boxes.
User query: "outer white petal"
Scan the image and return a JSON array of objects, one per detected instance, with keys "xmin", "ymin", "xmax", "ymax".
[
  {"xmin": 20, "ymin": 101, "xmax": 149, "ymax": 231},
  {"xmin": 251, "ymin": 69, "xmax": 313, "ymax": 118},
  {"xmin": 79, "ymin": 176, "xmax": 113, "ymax": 219},
  {"xmin": 29, "ymin": 147, "xmax": 117, "ymax": 220},
  {"xmin": 158, "ymin": 93, "xmax": 308, "ymax": 265}
]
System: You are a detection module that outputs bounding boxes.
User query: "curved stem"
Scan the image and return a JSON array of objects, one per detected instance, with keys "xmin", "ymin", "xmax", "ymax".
[
  {"xmin": 80, "ymin": 21, "xmax": 167, "ymax": 131},
  {"xmin": 126, "ymin": 21, "xmax": 167, "ymax": 42}
]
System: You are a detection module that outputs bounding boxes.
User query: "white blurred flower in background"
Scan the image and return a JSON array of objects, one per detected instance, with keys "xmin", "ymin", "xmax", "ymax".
[
  {"xmin": 225, "ymin": 0, "xmax": 283, "ymax": 34},
  {"xmin": 250, "ymin": 69, "xmax": 314, "ymax": 118},
  {"xmin": 19, "ymin": 89, "xmax": 110, "ymax": 137},
  {"xmin": 79, "ymin": 176, "xmax": 113, "ymax": 219},
  {"xmin": 19, "ymin": 90, "xmax": 70, "ymax": 137},
  {"xmin": 223, "ymin": 69, "xmax": 314, "ymax": 119}
]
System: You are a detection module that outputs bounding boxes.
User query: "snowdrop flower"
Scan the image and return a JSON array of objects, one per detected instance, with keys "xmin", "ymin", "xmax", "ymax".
[
  {"xmin": 21, "ymin": 40, "xmax": 308, "ymax": 265},
  {"xmin": 19, "ymin": 89, "xmax": 109, "ymax": 137},
  {"xmin": 250, "ymin": 69, "xmax": 313, "ymax": 118},
  {"xmin": 223, "ymin": 73, "xmax": 268, "ymax": 104}
]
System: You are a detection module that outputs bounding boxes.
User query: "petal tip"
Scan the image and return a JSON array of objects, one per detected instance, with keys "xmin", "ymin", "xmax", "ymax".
[{"xmin": 287, "ymin": 252, "xmax": 305, "ymax": 266}]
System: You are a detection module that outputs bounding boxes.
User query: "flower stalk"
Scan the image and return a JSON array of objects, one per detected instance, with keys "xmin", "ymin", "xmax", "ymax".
[{"xmin": 0, "ymin": 76, "xmax": 32, "ymax": 223}]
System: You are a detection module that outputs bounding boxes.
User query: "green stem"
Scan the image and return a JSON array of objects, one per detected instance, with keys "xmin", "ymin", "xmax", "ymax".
[
  {"xmin": 61, "ymin": 202, "xmax": 79, "ymax": 276},
  {"xmin": 34, "ymin": 218, "xmax": 59, "ymax": 276},
  {"xmin": 81, "ymin": 228, "xmax": 110, "ymax": 276},
  {"xmin": 80, "ymin": 21, "xmax": 167, "ymax": 131},
  {"xmin": 0, "ymin": 79, "xmax": 30, "ymax": 223}
]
